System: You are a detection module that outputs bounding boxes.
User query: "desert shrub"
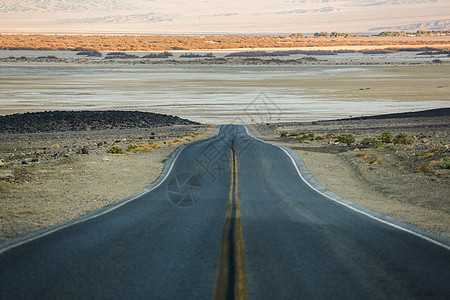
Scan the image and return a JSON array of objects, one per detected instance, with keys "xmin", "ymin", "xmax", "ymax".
[
  {"xmin": 107, "ymin": 145, "xmax": 124, "ymax": 154},
  {"xmin": 280, "ymin": 131, "xmax": 288, "ymax": 138},
  {"xmin": 379, "ymin": 130, "xmax": 392, "ymax": 143},
  {"xmin": 289, "ymin": 132, "xmax": 306, "ymax": 137},
  {"xmin": 127, "ymin": 144, "xmax": 138, "ymax": 151},
  {"xmin": 393, "ymin": 132, "xmax": 415, "ymax": 145},
  {"xmin": 360, "ymin": 137, "xmax": 382, "ymax": 148},
  {"xmin": 439, "ymin": 157, "xmax": 450, "ymax": 169},
  {"xmin": 336, "ymin": 133, "xmax": 355, "ymax": 144},
  {"xmin": 302, "ymin": 133, "xmax": 315, "ymax": 140},
  {"xmin": 315, "ymin": 135, "xmax": 325, "ymax": 140}
]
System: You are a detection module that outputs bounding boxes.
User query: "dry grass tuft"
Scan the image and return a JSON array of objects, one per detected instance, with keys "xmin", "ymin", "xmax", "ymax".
[
  {"xmin": 356, "ymin": 152, "xmax": 371, "ymax": 161},
  {"xmin": 435, "ymin": 169, "xmax": 449, "ymax": 176},
  {"xmin": 423, "ymin": 153, "xmax": 435, "ymax": 159},
  {"xmin": 429, "ymin": 147, "xmax": 440, "ymax": 153},
  {"xmin": 418, "ymin": 164, "xmax": 430, "ymax": 172},
  {"xmin": 429, "ymin": 159, "xmax": 444, "ymax": 168},
  {"xmin": 167, "ymin": 139, "xmax": 181, "ymax": 147},
  {"xmin": 368, "ymin": 157, "xmax": 381, "ymax": 165},
  {"xmin": 185, "ymin": 134, "xmax": 206, "ymax": 141},
  {"xmin": 132, "ymin": 142, "xmax": 162, "ymax": 152}
]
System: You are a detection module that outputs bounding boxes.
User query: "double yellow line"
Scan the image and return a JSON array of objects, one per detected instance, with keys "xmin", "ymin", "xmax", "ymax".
[{"xmin": 213, "ymin": 147, "xmax": 248, "ymax": 300}]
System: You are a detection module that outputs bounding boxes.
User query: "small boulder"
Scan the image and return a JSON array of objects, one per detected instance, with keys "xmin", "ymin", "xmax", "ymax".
[{"xmin": 81, "ymin": 147, "xmax": 89, "ymax": 155}]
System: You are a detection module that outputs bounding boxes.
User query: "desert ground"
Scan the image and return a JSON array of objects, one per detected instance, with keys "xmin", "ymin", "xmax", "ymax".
[
  {"xmin": 0, "ymin": 122, "xmax": 217, "ymax": 243},
  {"xmin": 0, "ymin": 109, "xmax": 448, "ymax": 244}
]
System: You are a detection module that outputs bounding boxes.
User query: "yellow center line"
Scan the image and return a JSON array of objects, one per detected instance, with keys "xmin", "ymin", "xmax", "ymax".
[
  {"xmin": 213, "ymin": 146, "xmax": 248, "ymax": 300},
  {"xmin": 233, "ymin": 154, "xmax": 247, "ymax": 299}
]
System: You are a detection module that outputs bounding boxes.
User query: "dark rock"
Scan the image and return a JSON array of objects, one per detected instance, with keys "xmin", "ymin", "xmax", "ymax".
[
  {"xmin": 0, "ymin": 110, "xmax": 199, "ymax": 134},
  {"xmin": 81, "ymin": 147, "xmax": 89, "ymax": 155}
]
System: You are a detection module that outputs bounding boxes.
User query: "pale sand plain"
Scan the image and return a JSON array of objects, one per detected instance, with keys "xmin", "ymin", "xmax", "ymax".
[{"xmin": 0, "ymin": 61, "xmax": 449, "ymax": 123}]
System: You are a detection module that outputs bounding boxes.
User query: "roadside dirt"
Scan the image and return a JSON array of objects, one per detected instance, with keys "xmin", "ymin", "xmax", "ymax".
[{"xmin": 0, "ymin": 125, "xmax": 217, "ymax": 243}]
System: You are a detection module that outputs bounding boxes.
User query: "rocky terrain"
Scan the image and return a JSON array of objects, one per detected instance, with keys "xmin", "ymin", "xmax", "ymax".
[{"xmin": 0, "ymin": 110, "xmax": 199, "ymax": 134}]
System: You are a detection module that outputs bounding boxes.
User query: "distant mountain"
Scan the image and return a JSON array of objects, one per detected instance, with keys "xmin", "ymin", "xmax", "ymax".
[
  {"xmin": 62, "ymin": 13, "xmax": 173, "ymax": 25},
  {"xmin": 0, "ymin": 0, "xmax": 134, "ymax": 13},
  {"xmin": 0, "ymin": 0, "xmax": 448, "ymax": 33},
  {"xmin": 371, "ymin": 19, "xmax": 450, "ymax": 31}
]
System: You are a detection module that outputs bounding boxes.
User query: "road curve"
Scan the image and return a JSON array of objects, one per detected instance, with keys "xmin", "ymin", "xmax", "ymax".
[{"xmin": 1, "ymin": 125, "xmax": 449, "ymax": 299}]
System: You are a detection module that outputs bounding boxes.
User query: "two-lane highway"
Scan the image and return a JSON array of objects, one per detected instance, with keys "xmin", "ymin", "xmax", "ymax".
[{"xmin": 1, "ymin": 125, "xmax": 449, "ymax": 299}]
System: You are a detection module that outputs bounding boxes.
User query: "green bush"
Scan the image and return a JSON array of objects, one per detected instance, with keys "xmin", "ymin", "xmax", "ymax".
[
  {"xmin": 280, "ymin": 131, "xmax": 288, "ymax": 138},
  {"xmin": 336, "ymin": 133, "xmax": 355, "ymax": 144},
  {"xmin": 379, "ymin": 130, "xmax": 393, "ymax": 143},
  {"xmin": 302, "ymin": 133, "xmax": 315, "ymax": 140},
  {"xmin": 127, "ymin": 144, "xmax": 138, "ymax": 151},
  {"xmin": 107, "ymin": 145, "xmax": 124, "ymax": 154},
  {"xmin": 393, "ymin": 132, "xmax": 415, "ymax": 145},
  {"xmin": 289, "ymin": 132, "xmax": 306, "ymax": 137},
  {"xmin": 439, "ymin": 157, "xmax": 450, "ymax": 169},
  {"xmin": 361, "ymin": 137, "xmax": 382, "ymax": 148}
]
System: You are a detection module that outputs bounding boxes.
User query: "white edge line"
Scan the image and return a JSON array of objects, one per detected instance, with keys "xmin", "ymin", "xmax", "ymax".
[
  {"xmin": 0, "ymin": 144, "xmax": 187, "ymax": 254},
  {"xmin": 243, "ymin": 125, "xmax": 450, "ymax": 251}
]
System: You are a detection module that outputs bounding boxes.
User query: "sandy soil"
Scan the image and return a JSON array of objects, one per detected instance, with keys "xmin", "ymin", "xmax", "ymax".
[
  {"xmin": 0, "ymin": 125, "xmax": 217, "ymax": 243},
  {"xmin": 248, "ymin": 114, "xmax": 449, "ymax": 237}
]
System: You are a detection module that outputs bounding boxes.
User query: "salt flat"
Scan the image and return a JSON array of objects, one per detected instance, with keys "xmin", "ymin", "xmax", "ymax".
[{"xmin": 0, "ymin": 50, "xmax": 448, "ymax": 123}]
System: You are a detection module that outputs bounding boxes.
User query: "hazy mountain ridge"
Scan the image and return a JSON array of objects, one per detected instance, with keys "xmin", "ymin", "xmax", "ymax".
[
  {"xmin": 278, "ymin": 7, "xmax": 341, "ymax": 14},
  {"xmin": 0, "ymin": 0, "xmax": 448, "ymax": 33},
  {"xmin": 62, "ymin": 13, "xmax": 173, "ymax": 24},
  {"xmin": 371, "ymin": 19, "xmax": 450, "ymax": 31},
  {"xmin": 0, "ymin": 0, "xmax": 135, "ymax": 13}
]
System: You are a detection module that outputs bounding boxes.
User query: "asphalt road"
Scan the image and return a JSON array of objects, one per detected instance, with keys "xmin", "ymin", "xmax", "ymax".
[{"xmin": 1, "ymin": 125, "xmax": 449, "ymax": 299}]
